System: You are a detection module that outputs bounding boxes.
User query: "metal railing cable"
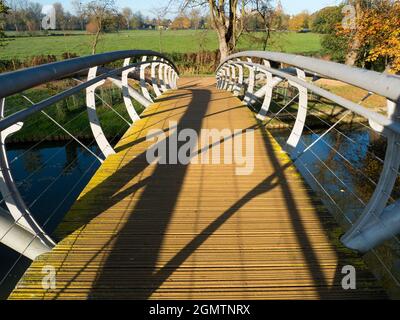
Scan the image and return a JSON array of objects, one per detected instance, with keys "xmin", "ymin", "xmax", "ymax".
[
  {"xmin": 0, "ymin": 103, "xmax": 103, "ymax": 208},
  {"xmin": 0, "ymin": 86, "xmax": 134, "ymax": 211},
  {"xmin": 72, "ymin": 78, "xmax": 132, "ymax": 126},
  {"xmin": 263, "ymin": 93, "xmax": 300, "ymax": 126},
  {"xmin": 275, "ymin": 101, "xmax": 397, "ymax": 204},
  {"xmin": 304, "ymin": 100, "xmax": 400, "ymax": 182},
  {"xmin": 219, "ymin": 60, "xmax": 400, "ymax": 136},
  {"xmin": 217, "ymin": 51, "xmax": 400, "ymax": 285},
  {"xmin": 273, "ymin": 107, "xmax": 400, "ymax": 247},
  {"xmin": 21, "ymin": 95, "xmax": 104, "ymax": 163},
  {"xmin": 306, "ymin": 92, "xmax": 388, "ymax": 163},
  {"xmin": 275, "ymin": 109, "xmax": 400, "ymax": 259},
  {"xmin": 0, "ymin": 155, "xmax": 100, "ymax": 287},
  {"xmin": 259, "ymin": 86, "xmax": 388, "ymax": 194},
  {"xmin": 0, "ymin": 50, "xmax": 179, "ymax": 295},
  {"xmin": 0, "ymin": 59, "xmax": 169, "ymax": 132},
  {"xmin": 24, "ymin": 96, "xmax": 131, "ymax": 210},
  {"xmin": 279, "ymin": 100, "xmax": 400, "ymax": 280},
  {"xmin": 294, "ymin": 147, "xmax": 400, "ymax": 287},
  {"xmin": 291, "ymin": 92, "xmax": 372, "ymax": 162},
  {"xmin": 0, "ymin": 115, "xmax": 127, "ymax": 287}
]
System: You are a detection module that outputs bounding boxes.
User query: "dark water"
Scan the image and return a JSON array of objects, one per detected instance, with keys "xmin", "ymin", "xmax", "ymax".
[
  {"xmin": 275, "ymin": 127, "xmax": 374, "ymax": 224},
  {"xmin": 1, "ymin": 127, "xmax": 399, "ymax": 298},
  {"xmin": 273, "ymin": 126, "xmax": 400, "ymax": 294},
  {"xmin": 0, "ymin": 141, "xmax": 101, "ymax": 299}
]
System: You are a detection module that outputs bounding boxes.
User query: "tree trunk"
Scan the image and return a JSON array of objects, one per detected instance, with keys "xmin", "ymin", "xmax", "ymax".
[
  {"xmin": 208, "ymin": 0, "xmax": 240, "ymax": 63},
  {"xmin": 345, "ymin": 1, "xmax": 362, "ymax": 66},
  {"xmin": 217, "ymin": 31, "xmax": 229, "ymax": 61},
  {"xmin": 345, "ymin": 33, "xmax": 362, "ymax": 66},
  {"xmin": 92, "ymin": 29, "xmax": 101, "ymax": 54}
]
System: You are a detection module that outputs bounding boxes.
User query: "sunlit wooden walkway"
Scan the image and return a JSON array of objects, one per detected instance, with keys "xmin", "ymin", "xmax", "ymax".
[{"xmin": 10, "ymin": 77, "xmax": 385, "ymax": 299}]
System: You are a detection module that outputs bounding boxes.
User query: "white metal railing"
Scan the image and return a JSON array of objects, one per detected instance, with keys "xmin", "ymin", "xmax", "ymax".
[
  {"xmin": 216, "ymin": 51, "xmax": 400, "ymax": 254},
  {"xmin": 0, "ymin": 50, "xmax": 179, "ymax": 261}
]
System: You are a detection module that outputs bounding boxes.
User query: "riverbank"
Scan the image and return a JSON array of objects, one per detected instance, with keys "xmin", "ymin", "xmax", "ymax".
[{"xmin": 2, "ymin": 78, "xmax": 387, "ymax": 145}]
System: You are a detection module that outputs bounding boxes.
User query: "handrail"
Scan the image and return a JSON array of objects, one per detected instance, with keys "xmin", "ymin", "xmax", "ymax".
[
  {"xmin": 224, "ymin": 60, "xmax": 400, "ymax": 136},
  {"xmin": 217, "ymin": 51, "xmax": 400, "ymax": 103},
  {"xmin": 0, "ymin": 50, "xmax": 178, "ymax": 99},
  {"xmin": 0, "ymin": 49, "xmax": 179, "ymax": 261},
  {"xmin": 0, "ymin": 60, "xmax": 162, "ymax": 131},
  {"xmin": 216, "ymin": 51, "xmax": 400, "ymax": 254}
]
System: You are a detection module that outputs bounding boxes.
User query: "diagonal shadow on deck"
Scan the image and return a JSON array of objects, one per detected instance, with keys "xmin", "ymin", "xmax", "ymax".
[{"xmin": 10, "ymin": 78, "xmax": 385, "ymax": 300}]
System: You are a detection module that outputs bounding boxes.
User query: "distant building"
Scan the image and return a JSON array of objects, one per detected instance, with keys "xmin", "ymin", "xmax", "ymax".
[
  {"xmin": 297, "ymin": 28, "xmax": 311, "ymax": 33},
  {"xmin": 141, "ymin": 23, "xmax": 156, "ymax": 30}
]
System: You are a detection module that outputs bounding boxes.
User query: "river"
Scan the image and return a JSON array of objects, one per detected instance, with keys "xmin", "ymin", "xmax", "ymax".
[
  {"xmin": 1, "ymin": 126, "xmax": 399, "ymax": 298},
  {"xmin": 0, "ymin": 141, "xmax": 101, "ymax": 298}
]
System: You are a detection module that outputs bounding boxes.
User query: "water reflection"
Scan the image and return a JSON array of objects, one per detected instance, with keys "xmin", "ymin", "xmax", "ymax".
[
  {"xmin": 0, "ymin": 141, "xmax": 101, "ymax": 299},
  {"xmin": 273, "ymin": 126, "xmax": 400, "ymax": 296},
  {"xmin": 1, "ymin": 127, "xmax": 399, "ymax": 298}
]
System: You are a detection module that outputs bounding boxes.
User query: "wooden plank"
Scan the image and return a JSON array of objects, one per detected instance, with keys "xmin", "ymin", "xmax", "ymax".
[{"xmin": 9, "ymin": 77, "xmax": 386, "ymax": 300}]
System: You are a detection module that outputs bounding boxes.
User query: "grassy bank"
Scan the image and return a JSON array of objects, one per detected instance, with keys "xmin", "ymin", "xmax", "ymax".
[
  {"xmin": 3, "ymin": 77, "xmax": 386, "ymax": 145},
  {"xmin": 0, "ymin": 30, "xmax": 322, "ymax": 75},
  {"xmin": 4, "ymin": 82, "xmax": 140, "ymax": 144},
  {"xmin": 1, "ymin": 30, "xmax": 322, "ymax": 59}
]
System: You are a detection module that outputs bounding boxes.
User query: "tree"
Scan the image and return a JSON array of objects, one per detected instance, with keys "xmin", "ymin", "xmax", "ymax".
[
  {"xmin": 84, "ymin": 0, "xmax": 116, "ymax": 54},
  {"xmin": 151, "ymin": 5, "xmax": 170, "ymax": 52},
  {"xmin": 343, "ymin": 0, "xmax": 364, "ymax": 66},
  {"xmin": 353, "ymin": 0, "xmax": 400, "ymax": 73},
  {"xmin": 25, "ymin": 1, "xmax": 41, "ymax": 31},
  {"xmin": 321, "ymin": 1, "xmax": 399, "ymax": 73},
  {"xmin": 6, "ymin": 0, "xmax": 21, "ymax": 31},
  {"xmin": 250, "ymin": 0, "xmax": 275, "ymax": 51},
  {"xmin": 130, "ymin": 11, "xmax": 143, "ymax": 29},
  {"xmin": 206, "ymin": 0, "xmax": 247, "ymax": 61},
  {"xmin": 179, "ymin": 0, "xmax": 251, "ymax": 60},
  {"xmin": 121, "ymin": 7, "xmax": 132, "ymax": 29},
  {"xmin": 272, "ymin": 0, "xmax": 289, "ymax": 30},
  {"xmin": 188, "ymin": 8, "xmax": 201, "ymax": 29},
  {"xmin": 72, "ymin": 0, "xmax": 85, "ymax": 30},
  {"xmin": 288, "ymin": 11, "xmax": 309, "ymax": 31},
  {"xmin": 0, "ymin": 0, "xmax": 9, "ymax": 47},
  {"xmin": 311, "ymin": 6, "xmax": 343, "ymax": 34},
  {"xmin": 54, "ymin": 2, "xmax": 66, "ymax": 30},
  {"xmin": 171, "ymin": 15, "xmax": 191, "ymax": 29}
]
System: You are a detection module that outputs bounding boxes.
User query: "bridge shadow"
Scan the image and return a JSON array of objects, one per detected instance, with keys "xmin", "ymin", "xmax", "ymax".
[
  {"xmin": 52, "ymin": 86, "xmax": 209, "ymax": 299},
  {"xmin": 50, "ymin": 83, "xmax": 382, "ymax": 299}
]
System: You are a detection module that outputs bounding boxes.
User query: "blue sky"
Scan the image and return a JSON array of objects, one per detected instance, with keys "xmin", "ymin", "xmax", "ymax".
[{"xmin": 37, "ymin": 0, "xmax": 342, "ymax": 17}]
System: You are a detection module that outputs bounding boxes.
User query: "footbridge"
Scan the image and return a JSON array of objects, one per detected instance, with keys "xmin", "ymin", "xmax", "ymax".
[{"xmin": 0, "ymin": 50, "xmax": 399, "ymax": 299}]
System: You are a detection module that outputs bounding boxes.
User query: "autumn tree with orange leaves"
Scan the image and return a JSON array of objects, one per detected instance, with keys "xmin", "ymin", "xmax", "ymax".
[
  {"xmin": 361, "ymin": 1, "xmax": 400, "ymax": 73},
  {"xmin": 338, "ymin": 0, "xmax": 400, "ymax": 73}
]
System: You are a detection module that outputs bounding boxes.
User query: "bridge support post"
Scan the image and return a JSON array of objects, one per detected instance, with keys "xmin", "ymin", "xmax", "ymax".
[
  {"xmin": 171, "ymin": 69, "xmax": 178, "ymax": 89},
  {"xmin": 121, "ymin": 58, "xmax": 142, "ymax": 123},
  {"xmin": 228, "ymin": 64, "xmax": 237, "ymax": 92},
  {"xmin": 341, "ymin": 100, "xmax": 400, "ymax": 252},
  {"xmin": 223, "ymin": 66, "xmax": 231, "ymax": 91},
  {"xmin": 140, "ymin": 56, "xmax": 153, "ymax": 102},
  {"xmin": 286, "ymin": 68, "xmax": 308, "ymax": 149},
  {"xmin": 0, "ymin": 208, "xmax": 51, "ymax": 260},
  {"xmin": 226, "ymin": 62, "xmax": 234, "ymax": 92},
  {"xmin": 256, "ymin": 60, "xmax": 274, "ymax": 120},
  {"xmin": 159, "ymin": 60, "xmax": 167, "ymax": 92},
  {"xmin": 151, "ymin": 58, "xmax": 162, "ymax": 97},
  {"xmin": 0, "ymin": 98, "xmax": 54, "ymax": 260},
  {"xmin": 216, "ymin": 68, "xmax": 224, "ymax": 89},
  {"xmin": 164, "ymin": 65, "xmax": 171, "ymax": 90},
  {"xmin": 243, "ymin": 58, "xmax": 255, "ymax": 106},
  {"xmin": 86, "ymin": 67, "xmax": 116, "ymax": 159},
  {"xmin": 233, "ymin": 60, "xmax": 243, "ymax": 96}
]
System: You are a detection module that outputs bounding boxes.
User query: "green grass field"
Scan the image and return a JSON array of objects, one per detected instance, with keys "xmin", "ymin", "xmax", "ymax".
[{"xmin": 0, "ymin": 30, "xmax": 322, "ymax": 59}]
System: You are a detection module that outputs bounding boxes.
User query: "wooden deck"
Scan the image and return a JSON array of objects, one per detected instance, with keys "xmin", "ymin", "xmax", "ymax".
[{"xmin": 10, "ymin": 77, "xmax": 385, "ymax": 299}]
